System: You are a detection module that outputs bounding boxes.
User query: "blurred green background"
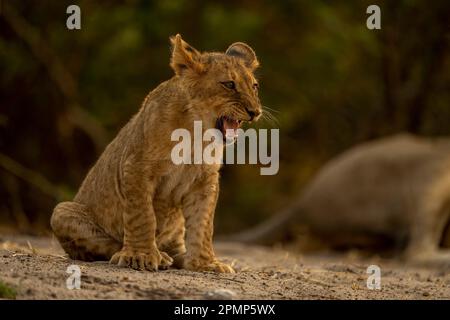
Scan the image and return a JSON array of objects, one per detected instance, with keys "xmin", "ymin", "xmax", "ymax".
[{"xmin": 0, "ymin": 0, "xmax": 449, "ymax": 235}]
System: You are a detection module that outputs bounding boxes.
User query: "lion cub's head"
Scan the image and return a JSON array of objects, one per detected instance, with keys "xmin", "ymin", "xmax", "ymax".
[{"xmin": 169, "ymin": 34, "xmax": 262, "ymax": 139}]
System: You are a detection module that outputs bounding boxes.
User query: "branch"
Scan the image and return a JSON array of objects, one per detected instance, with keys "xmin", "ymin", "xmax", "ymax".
[{"xmin": 0, "ymin": 153, "xmax": 69, "ymax": 201}]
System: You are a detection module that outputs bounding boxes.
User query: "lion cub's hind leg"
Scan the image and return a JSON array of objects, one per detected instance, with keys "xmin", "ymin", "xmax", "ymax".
[{"xmin": 51, "ymin": 201, "xmax": 121, "ymax": 261}]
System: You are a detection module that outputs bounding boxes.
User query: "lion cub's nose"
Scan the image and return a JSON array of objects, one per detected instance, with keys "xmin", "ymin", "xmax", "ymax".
[{"xmin": 246, "ymin": 108, "xmax": 261, "ymax": 121}]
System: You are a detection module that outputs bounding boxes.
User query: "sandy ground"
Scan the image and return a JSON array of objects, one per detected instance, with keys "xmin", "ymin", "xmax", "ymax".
[{"xmin": 0, "ymin": 235, "xmax": 448, "ymax": 300}]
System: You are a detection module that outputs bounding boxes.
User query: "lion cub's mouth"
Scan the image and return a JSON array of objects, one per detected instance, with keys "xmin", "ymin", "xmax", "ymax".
[{"xmin": 216, "ymin": 115, "xmax": 243, "ymax": 140}]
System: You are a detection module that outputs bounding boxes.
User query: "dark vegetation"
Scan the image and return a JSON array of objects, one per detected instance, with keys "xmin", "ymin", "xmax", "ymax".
[
  {"xmin": 0, "ymin": 0, "xmax": 449, "ymax": 235},
  {"xmin": 0, "ymin": 280, "xmax": 17, "ymax": 299}
]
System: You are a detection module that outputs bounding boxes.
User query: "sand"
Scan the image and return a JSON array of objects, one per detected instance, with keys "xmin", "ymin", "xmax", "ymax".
[{"xmin": 0, "ymin": 235, "xmax": 448, "ymax": 299}]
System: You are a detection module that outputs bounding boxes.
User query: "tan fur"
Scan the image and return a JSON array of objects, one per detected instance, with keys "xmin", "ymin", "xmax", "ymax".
[
  {"xmin": 233, "ymin": 134, "xmax": 450, "ymax": 265},
  {"xmin": 50, "ymin": 34, "xmax": 262, "ymax": 272}
]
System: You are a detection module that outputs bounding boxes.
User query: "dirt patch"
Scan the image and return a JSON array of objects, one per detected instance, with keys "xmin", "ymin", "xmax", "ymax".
[{"xmin": 0, "ymin": 235, "xmax": 448, "ymax": 299}]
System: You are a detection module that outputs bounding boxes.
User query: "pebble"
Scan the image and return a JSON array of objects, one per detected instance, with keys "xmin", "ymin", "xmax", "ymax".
[{"xmin": 204, "ymin": 289, "xmax": 237, "ymax": 300}]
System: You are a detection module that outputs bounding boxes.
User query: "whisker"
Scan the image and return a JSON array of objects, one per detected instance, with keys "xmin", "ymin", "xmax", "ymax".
[
  {"xmin": 262, "ymin": 105, "xmax": 280, "ymax": 114},
  {"xmin": 263, "ymin": 109, "xmax": 277, "ymax": 120},
  {"xmin": 261, "ymin": 108, "xmax": 280, "ymax": 127},
  {"xmin": 260, "ymin": 112, "xmax": 279, "ymax": 128}
]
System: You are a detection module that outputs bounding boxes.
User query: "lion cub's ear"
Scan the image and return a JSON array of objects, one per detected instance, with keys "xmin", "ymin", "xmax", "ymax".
[
  {"xmin": 170, "ymin": 34, "xmax": 204, "ymax": 75},
  {"xmin": 225, "ymin": 42, "xmax": 259, "ymax": 71}
]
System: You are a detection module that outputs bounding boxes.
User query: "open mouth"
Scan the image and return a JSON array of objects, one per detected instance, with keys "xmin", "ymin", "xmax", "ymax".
[{"xmin": 216, "ymin": 115, "xmax": 243, "ymax": 141}]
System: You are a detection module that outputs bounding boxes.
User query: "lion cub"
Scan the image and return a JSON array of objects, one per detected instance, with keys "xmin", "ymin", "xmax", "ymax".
[{"xmin": 50, "ymin": 34, "xmax": 262, "ymax": 273}]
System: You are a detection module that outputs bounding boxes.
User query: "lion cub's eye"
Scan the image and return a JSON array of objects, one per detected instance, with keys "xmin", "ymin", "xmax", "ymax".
[{"xmin": 220, "ymin": 81, "xmax": 236, "ymax": 90}]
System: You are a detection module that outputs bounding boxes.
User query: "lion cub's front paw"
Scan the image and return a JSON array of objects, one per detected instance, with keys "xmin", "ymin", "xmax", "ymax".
[
  {"xmin": 184, "ymin": 258, "xmax": 235, "ymax": 273},
  {"xmin": 110, "ymin": 248, "xmax": 173, "ymax": 271}
]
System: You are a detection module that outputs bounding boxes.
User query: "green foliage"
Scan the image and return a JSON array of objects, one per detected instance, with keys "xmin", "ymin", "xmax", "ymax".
[{"xmin": 0, "ymin": 281, "xmax": 17, "ymax": 300}]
